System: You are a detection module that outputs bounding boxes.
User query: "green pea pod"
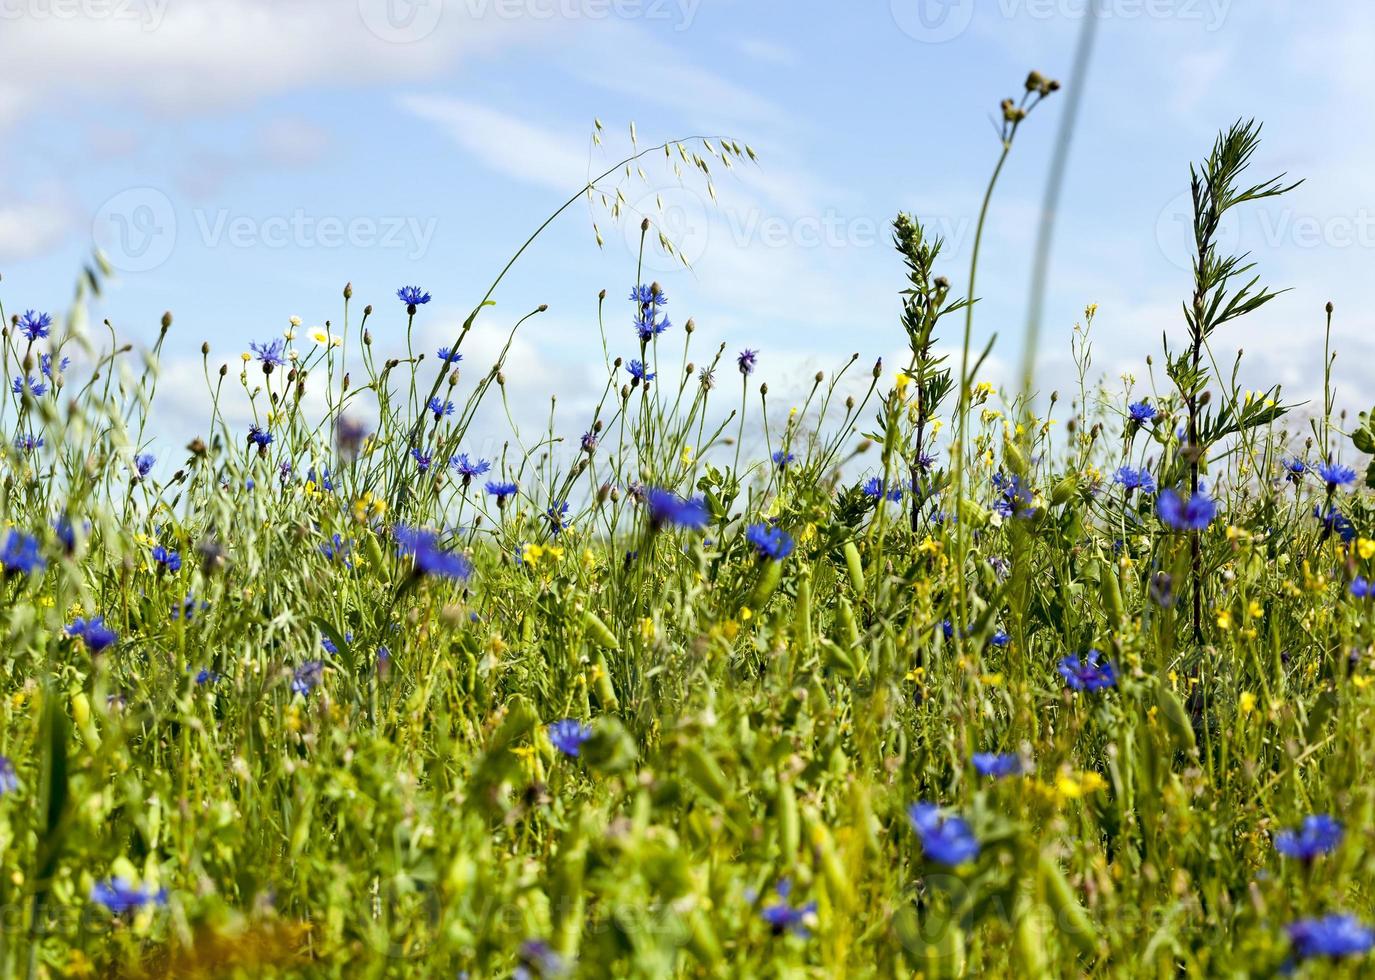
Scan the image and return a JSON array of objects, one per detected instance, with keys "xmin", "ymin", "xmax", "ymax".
[
  {"xmin": 1154, "ymin": 675, "xmax": 1195, "ymax": 751},
  {"xmin": 1014, "ymin": 894, "xmax": 1050, "ymax": 977},
  {"xmin": 843, "ymin": 540, "xmax": 865, "ymax": 593},
  {"xmin": 802, "ymin": 807, "xmax": 854, "ymax": 909},
  {"xmin": 1051, "ymin": 474, "xmax": 1078, "ymax": 507},
  {"xmin": 837, "ymin": 597, "xmax": 861, "ymax": 649},
  {"xmin": 1101, "ymin": 562, "xmax": 1124, "ymax": 629},
  {"xmin": 363, "ymin": 529, "xmax": 387, "ymax": 572},
  {"xmin": 820, "ymin": 638, "xmax": 858, "ymax": 678},
  {"xmin": 795, "ymin": 572, "xmax": 814, "ymax": 652},
  {"xmin": 680, "ymin": 743, "xmax": 730, "ymax": 805},
  {"xmin": 592, "ymin": 652, "xmax": 619, "ymax": 710},
  {"xmin": 582, "ymin": 610, "xmax": 619, "ymax": 651},
  {"xmin": 1038, "ymin": 854, "xmax": 1099, "ymax": 959},
  {"xmin": 748, "ymin": 559, "xmax": 782, "ymax": 610},
  {"xmin": 777, "ymin": 781, "xmax": 800, "ymax": 864}
]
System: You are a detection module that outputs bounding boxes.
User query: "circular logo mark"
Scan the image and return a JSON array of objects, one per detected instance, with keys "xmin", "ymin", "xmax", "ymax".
[
  {"xmin": 622, "ymin": 185, "xmax": 712, "ymax": 274},
  {"xmin": 358, "ymin": 0, "xmax": 443, "ymax": 43},
  {"xmin": 891, "ymin": 0, "xmax": 976, "ymax": 43},
  {"xmin": 92, "ymin": 187, "xmax": 177, "ymax": 273},
  {"xmin": 1154, "ymin": 190, "xmax": 1242, "ymax": 273}
]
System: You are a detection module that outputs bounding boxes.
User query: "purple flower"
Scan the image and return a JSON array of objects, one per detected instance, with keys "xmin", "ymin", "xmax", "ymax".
[
  {"xmin": 394, "ymin": 525, "xmax": 473, "ymax": 580},
  {"xmin": 907, "ymin": 802, "xmax": 980, "ymax": 866},
  {"xmin": 737, "ymin": 348, "xmax": 758, "ymax": 375},
  {"xmin": 1286, "ymin": 914, "xmax": 1374, "ymax": 961},
  {"xmin": 547, "ymin": 719, "xmax": 592, "ymax": 757},
  {"xmin": 249, "ymin": 339, "xmax": 286, "ymax": 368},
  {"xmin": 451, "ymin": 454, "xmax": 491, "ymax": 480},
  {"xmin": 773, "ymin": 450, "xmax": 795, "ymax": 468},
  {"xmin": 1157, "ymin": 489, "xmax": 1216, "ymax": 532},
  {"xmin": 1113, "ymin": 466, "xmax": 1156, "ymax": 494},
  {"xmin": 0, "ymin": 757, "xmax": 18, "ymax": 795},
  {"xmin": 247, "ymin": 424, "xmax": 273, "ymax": 451},
  {"xmin": 11, "ymin": 376, "xmax": 48, "ymax": 397},
  {"xmin": 646, "ymin": 488, "xmax": 709, "ymax": 530},
  {"xmin": 410, "ymin": 448, "xmax": 434, "ymax": 473},
  {"xmin": 0, "ymin": 530, "xmax": 45, "ymax": 577},
  {"xmin": 627, "ymin": 359, "xmax": 655, "ymax": 383},
  {"xmin": 863, "ymin": 477, "xmax": 902, "ymax": 503},
  {"xmin": 1127, "ymin": 400, "xmax": 1158, "ymax": 424},
  {"xmin": 760, "ymin": 879, "xmax": 817, "ymax": 937},
  {"xmin": 90, "ymin": 878, "xmax": 167, "ymax": 916},
  {"xmin": 135, "ymin": 453, "xmax": 156, "ymax": 478},
  {"xmin": 745, "ymin": 523, "xmax": 793, "ymax": 560},
  {"xmin": 428, "ymin": 397, "xmax": 455, "ymax": 419},
  {"xmin": 291, "ymin": 660, "xmax": 325, "ymax": 696},
  {"xmin": 436, "ymin": 347, "xmax": 462, "ymax": 364},
  {"xmin": 972, "ymin": 752, "xmax": 1024, "ymax": 778},
  {"xmin": 18, "ymin": 310, "xmax": 53, "ymax": 342},
  {"xmin": 151, "ymin": 545, "xmax": 182, "ymax": 573},
  {"xmin": 1057, "ymin": 651, "xmax": 1117, "ymax": 692},
  {"xmin": 1275, "ymin": 814, "xmax": 1343, "ymax": 862},
  {"xmin": 397, "ymin": 285, "xmax": 431, "ymax": 309},
  {"xmin": 1315, "ymin": 505, "xmax": 1356, "ymax": 544},
  {"xmin": 65, "ymin": 616, "xmax": 117, "ymax": 653},
  {"xmin": 1316, "ymin": 461, "xmax": 1357, "ymax": 490},
  {"xmin": 486, "ymin": 481, "xmax": 518, "ymax": 504}
]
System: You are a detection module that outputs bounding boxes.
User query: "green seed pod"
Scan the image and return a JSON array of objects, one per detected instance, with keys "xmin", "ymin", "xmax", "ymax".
[
  {"xmin": 802, "ymin": 807, "xmax": 854, "ymax": 909},
  {"xmin": 820, "ymin": 638, "xmax": 858, "ymax": 678},
  {"xmin": 777, "ymin": 781, "xmax": 800, "ymax": 864},
  {"xmin": 363, "ymin": 529, "xmax": 387, "ymax": 572},
  {"xmin": 1004, "ymin": 433, "xmax": 1029, "ymax": 476},
  {"xmin": 592, "ymin": 652, "xmax": 619, "ymax": 710},
  {"xmin": 582, "ymin": 610, "xmax": 619, "ymax": 650},
  {"xmin": 836, "ymin": 597, "xmax": 861, "ymax": 649},
  {"xmin": 795, "ymin": 571, "xmax": 814, "ymax": 652},
  {"xmin": 680, "ymin": 743, "xmax": 730, "ymax": 804},
  {"xmin": 1013, "ymin": 894, "xmax": 1050, "ymax": 977},
  {"xmin": 748, "ymin": 559, "xmax": 782, "ymax": 610},
  {"xmin": 1051, "ymin": 474, "xmax": 1078, "ymax": 507},
  {"xmin": 843, "ymin": 540, "xmax": 865, "ymax": 593},
  {"xmin": 1101, "ymin": 562, "xmax": 1124, "ymax": 629},
  {"xmin": 1038, "ymin": 854, "xmax": 1099, "ymax": 959},
  {"xmin": 1154, "ymin": 675, "xmax": 1196, "ymax": 751}
]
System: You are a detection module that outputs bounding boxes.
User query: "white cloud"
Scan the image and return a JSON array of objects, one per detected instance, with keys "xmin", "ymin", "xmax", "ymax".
[{"xmin": 0, "ymin": 185, "xmax": 80, "ymax": 261}]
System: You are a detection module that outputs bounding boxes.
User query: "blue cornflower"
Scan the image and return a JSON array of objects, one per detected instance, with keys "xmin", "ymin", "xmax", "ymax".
[
  {"xmin": 627, "ymin": 359, "xmax": 655, "ymax": 383},
  {"xmin": 247, "ymin": 424, "xmax": 273, "ymax": 450},
  {"xmin": 410, "ymin": 448, "xmax": 434, "ymax": 473},
  {"xmin": 90, "ymin": 878, "xmax": 167, "ymax": 916},
  {"xmin": 907, "ymin": 802, "xmax": 980, "ymax": 866},
  {"xmin": 1127, "ymin": 400, "xmax": 1158, "ymax": 424},
  {"xmin": 320, "ymin": 631, "xmax": 353, "ymax": 656},
  {"xmin": 991, "ymin": 472, "xmax": 1036, "ymax": 519},
  {"xmin": 135, "ymin": 453, "xmax": 156, "ymax": 478},
  {"xmin": 11, "ymin": 375, "xmax": 48, "ymax": 397},
  {"xmin": 1113, "ymin": 466, "xmax": 1156, "ymax": 494},
  {"xmin": 1352, "ymin": 577, "xmax": 1373, "ymax": 599},
  {"xmin": 1315, "ymin": 505, "xmax": 1356, "ymax": 544},
  {"xmin": 428, "ymin": 396, "xmax": 455, "ymax": 418},
  {"xmin": 291, "ymin": 660, "xmax": 325, "ymax": 696},
  {"xmin": 321, "ymin": 534, "xmax": 352, "ymax": 564},
  {"xmin": 53, "ymin": 517, "xmax": 85, "ymax": 553},
  {"xmin": 1057, "ymin": 651, "xmax": 1117, "ymax": 692},
  {"xmin": 547, "ymin": 501, "xmax": 571, "ymax": 535},
  {"xmin": 394, "ymin": 525, "xmax": 473, "ymax": 580},
  {"xmin": 990, "ymin": 630, "xmax": 1011, "ymax": 647},
  {"xmin": 17, "ymin": 310, "xmax": 52, "ymax": 341},
  {"xmin": 745, "ymin": 523, "xmax": 794, "ymax": 561},
  {"xmin": 39, "ymin": 354, "xmax": 69, "ymax": 378},
  {"xmin": 397, "ymin": 285, "xmax": 431, "ymax": 309},
  {"xmin": 1157, "ymin": 489, "xmax": 1216, "ymax": 532},
  {"xmin": 1316, "ymin": 461, "xmax": 1357, "ymax": 490},
  {"xmin": 451, "ymin": 454, "xmax": 491, "ymax": 480},
  {"xmin": 862, "ymin": 477, "xmax": 903, "ymax": 503},
  {"xmin": 646, "ymin": 488, "xmax": 709, "ymax": 531},
  {"xmin": 580, "ymin": 429, "xmax": 598, "ymax": 454},
  {"xmin": 151, "ymin": 545, "xmax": 182, "ymax": 573},
  {"xmin": 1275, "ymin": 814, "xmax": 1343, "ymax": 862},
  {"xmin": 773, "ymin": 450, "xmax": 795, "ymax": 469},
  {"xmin": 516, "ymin": 939, "xmax": 565, "ymax": 980},
  {"xmin": 436, "ymin": 346, "xmax": 463, "ymax": 364},
  {"xmin": 14, "ymin": 433, "xmax": 42, "ymax": 452},
  {"xmin": 547, "ymin": 719, "xmax": 592, "ymax": 757},
  {"xmin": 629, "ymin": 283, "xmax": 667, "ymax": 307},
  {"xmin": 972, "ymin": 752, "xmax": 1024, "ymax": 778},
  {"xmin": 737, "ymin": 348, "xmax": 758, "ymax": 375},
  {"xmin": 193, "ymin": 668, "xmax": 220, "ymax": 686},
  {"xmin": 0, "ymin": 530, "xmax": 45, "ymax": 577},
  {"xmin": 171, "ymin": 594, "xmax": 207, "ymax": 621},
  {"xmin": 65, "ymin": 616, "xmax": 117, "ymax": 653},
  {"xmin": 760, "ymin": 879, "xmax": 818, "ymax": 937},
  {"xmin": 306, "ymin": 467, "xmax": 334, "ymax": 492},
  {"xmin": 633, "ymin": 304, "xmax": 671, "ymax": 342},
  {"xmin": 486, "ymin": 480, "xmax": 518, "ymax": 504},
  {"xmin": 249, "ymin": 339, "xmax": 286, "ymax": 367},
  {"xmin": 1286, "ymin": 914, "xmax": 1374, "ymax": 961},
  {"xmin": 1283, "ymin": 457, "xmax": 1306, "ymax": 483},
  {"xmin": 0, "ymin": 757, "xmax": 17, "ymax": 795}
]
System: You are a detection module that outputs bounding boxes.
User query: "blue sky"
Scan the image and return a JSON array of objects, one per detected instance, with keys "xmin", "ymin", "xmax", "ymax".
[{"xmin": 3, "ymin": 0, "xmax": 1372, "ymax": 450}]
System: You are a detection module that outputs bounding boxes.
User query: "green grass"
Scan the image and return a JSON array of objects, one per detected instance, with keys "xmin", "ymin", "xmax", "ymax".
[{"xmin": 1, "ymin": 96, "xmax": 1373, "ymax": 978}]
